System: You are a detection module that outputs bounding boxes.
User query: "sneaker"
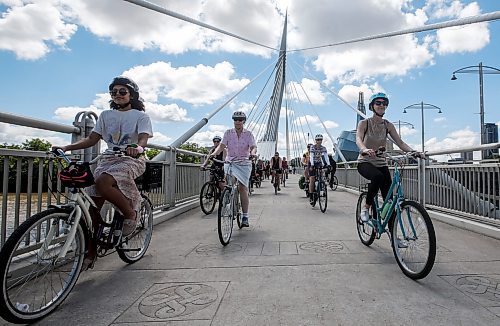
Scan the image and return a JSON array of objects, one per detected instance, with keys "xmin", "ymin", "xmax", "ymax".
[
  {"xmin": 241, "ymin": 217, "xmax": 249, "ymax": 227},
  {"xmin": 278, "ymin": 187, "xmax": 281, "ymax": 191},
  {"xmin": 360, "ymin": 208, "xmax": 370, "ymax": 222}
]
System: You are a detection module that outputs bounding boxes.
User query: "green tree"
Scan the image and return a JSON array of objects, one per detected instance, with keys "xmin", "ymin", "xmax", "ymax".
[
  {"xmin": 21, "ymin": 138, "xmax": 52, "ymax": 152},
  {"xmin": 177, "ymin": 142, "xmax": 209, "ymax": 164}
]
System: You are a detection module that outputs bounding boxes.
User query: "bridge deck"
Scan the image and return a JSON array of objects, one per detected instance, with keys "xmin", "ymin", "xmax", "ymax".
[{"xmin": 13, "ymin": 175, "xmax": 500, "ymax": 326}]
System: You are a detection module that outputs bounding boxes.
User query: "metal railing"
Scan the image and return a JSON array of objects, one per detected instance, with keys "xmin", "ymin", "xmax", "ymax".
[{"xmin": 335, "ymin": 143, "xmax": 500, "ymax": 224}]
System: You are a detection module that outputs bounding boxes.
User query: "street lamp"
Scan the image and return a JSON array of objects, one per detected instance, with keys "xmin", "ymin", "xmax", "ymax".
[
  {"xmin": 392, "ymin": 120, "xmax": 415, "ymax": 137},
  {"xmin": 403, "ymin": 102, "xmax": 443, "ymax": 153},
  {"xmin": 451, "ymin": 62, "xmax": 500, "ymax": 159}
]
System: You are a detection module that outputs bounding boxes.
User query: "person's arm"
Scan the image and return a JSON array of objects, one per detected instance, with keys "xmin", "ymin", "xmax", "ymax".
[
  {"xmin": 126, "ymin": 132, "xmax": 149, "ymax": 157},
  {"xmin": 322, "ymin": 151, "xmax": 329, "ymax": 167},
  {"xmin": 355, "ymin": 119, "xmax": 375, "ymax": 157},
  {"xmin": 387, "ymin": 123, "xmax": 414, "ymax": 152},
  {"xmin": 249, "ymin": 145, "xmax": 257, "ymax": 157},
  {"xmin": 211, "ymin": 143, "xmax": 226, "ymax": 157},
  {"xmin": 54, "ymin": 131, "xmax": 101, "ymax": 152}
]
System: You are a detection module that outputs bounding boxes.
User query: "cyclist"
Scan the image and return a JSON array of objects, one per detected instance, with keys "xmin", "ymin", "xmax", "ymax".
[
  {"xmin": 356, "ymin": 92, "xmax": 423, "ymax": 222},
  {"xmin": 270, "ymin": 152, "xmax": 283, "ymax": 191},
  {"xmin": 210, "ymin": 111, "xmax": 257, "ymax": 227},
  {"xmin": 201, "ymin": 135, "xmax": 226, "ymax": 191},
  {"xmin": 52, "ymin": 76, "xmax": 153, "ymax": 262},
  {"xmin": 282, "ymin": 157, "xmax": 289, "ymax": 180},
  {"xmin": 308, "ymin": 135, "xmax": 330, "ymax": 205},
  {"xmin": 301, "ymin": 143, "xmax": 312, "ymax": 183},
  {"xmin": 327, "ymin": 153, "xmax": 337, "ymax": 190}
]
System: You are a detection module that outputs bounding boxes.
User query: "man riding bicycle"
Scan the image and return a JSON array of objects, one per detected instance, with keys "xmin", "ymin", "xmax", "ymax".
[
  {"xmin": 201, "ymin": 135, "xmax": 226, "ymax": 191},
  {"xmin": 308, "ymin": 134, "xmax": 331, "ymax": 205},
  {"xmin": 210, "ymin": 111, "xmax": 257, "ymax": 227},
  {"xmin": 327, "ymin": 153, "xmax": 337, "ymax": 190},
  {"xmin": 270, "ymin": 152, "xmax": 283, "ymax": 191},
  {"xmin": 282, "ymin": 157, "xmax": 289, "ymax": 179}
]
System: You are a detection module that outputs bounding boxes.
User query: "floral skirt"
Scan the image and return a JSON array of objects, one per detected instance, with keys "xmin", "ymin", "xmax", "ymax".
[{"xmin": 87, "ymin": 156, "xmax": 146, "ymax": 212}]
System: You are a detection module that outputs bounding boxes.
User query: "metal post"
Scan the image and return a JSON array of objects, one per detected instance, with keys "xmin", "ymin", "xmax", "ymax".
[
  {"xmin": 165, "ymin": 148, "xmax": 177, "ymax": 209},
  {"xmin": 479, "ymin": 62, "xmax": 485, "ymax": 159},
  {"xmin": 420, "ymin": 101, "xmax": 425, "ymax": 153}
]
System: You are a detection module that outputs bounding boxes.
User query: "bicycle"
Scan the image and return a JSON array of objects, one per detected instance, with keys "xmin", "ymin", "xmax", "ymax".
[
  {"xmin": 0, "ymin": 149, "xmax": 154, "ymax": 324},
  {"xmin": 272, "ymin": 169, "xmax": 282, "ymax": 195},
  {"xmin": 200, "ymin": 164, "xmax": 224, "ymax": 215},
  {"xmin": 355, "ymin": 150, "xmax": 436, "ymax": 279},
  {"xmin": 215, "ymin": 158, "xmax": 244, "ymax": 246},
  {"xmin": 310, "ymin": 166, "xmax": 328, "ymax": 213},
  {"xmin": 326, "ymin": 174, "xmax": 338, "ymax": 191}
]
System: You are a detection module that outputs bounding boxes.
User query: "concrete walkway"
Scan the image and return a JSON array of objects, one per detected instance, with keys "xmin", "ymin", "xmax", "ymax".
[{"xmin": 9, "ymin": 174, "xmax": 500, "ymax": 325}]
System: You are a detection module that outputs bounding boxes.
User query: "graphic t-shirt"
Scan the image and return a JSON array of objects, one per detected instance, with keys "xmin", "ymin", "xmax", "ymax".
[{"xmin": 93, "ymin": 109, "xmax": 153, "ymax": 153}]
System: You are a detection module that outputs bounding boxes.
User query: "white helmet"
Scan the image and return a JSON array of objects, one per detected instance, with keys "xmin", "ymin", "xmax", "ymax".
[
  {"xmin": 232, "ymin": 111, "xmax": 246, "ymax": 121},
  {"xmin": 315, "ymin": 134, "xmax": 323, "ymax": 140}
]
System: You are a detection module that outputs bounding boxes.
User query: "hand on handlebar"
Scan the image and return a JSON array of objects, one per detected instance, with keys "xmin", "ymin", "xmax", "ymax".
[{"xmin": 409, "ymin": 151, "xmax": 426, "ymax": 159}]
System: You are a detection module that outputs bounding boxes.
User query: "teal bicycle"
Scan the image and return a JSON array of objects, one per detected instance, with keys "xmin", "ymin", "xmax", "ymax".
[{"xmin": 356, "ymin": 150, "xmax": 436, "ymax": 279}]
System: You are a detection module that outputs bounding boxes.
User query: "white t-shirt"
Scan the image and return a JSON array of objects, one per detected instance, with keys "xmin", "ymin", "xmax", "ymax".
[{"xmin": 93, "ymin": 109, "xmax": 153, "ymax": 153}]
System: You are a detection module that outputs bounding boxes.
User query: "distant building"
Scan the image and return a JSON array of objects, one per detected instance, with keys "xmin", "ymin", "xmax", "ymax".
[
  {"xmin": 484, "ymin": 123, "xmax": 499, "ymax": 159},
  {"xmin": 461, "ymin": 151, "xmax": 473, "ymax": 161}
]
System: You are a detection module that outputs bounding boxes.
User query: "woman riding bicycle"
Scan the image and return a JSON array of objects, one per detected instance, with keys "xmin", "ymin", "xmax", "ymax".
[
  {"xmin": 52, "ymin": 76, "xmax": 153, "ymax": 238},
  {"xmin": 355, "ymin": 92, "xmax": 422, "ymax": 222},
  {"xmin": 270, "ymin": 151, "xmax": 283, "ymax": 191},
  {"xmin": 201, "ymin": 135, "xmax": 226, "ymax": 191}
]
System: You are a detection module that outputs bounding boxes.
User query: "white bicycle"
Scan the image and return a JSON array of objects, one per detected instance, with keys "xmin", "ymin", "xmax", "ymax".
[{"xmin": 0, "ymin": 149, "xmax": 154, "ymax": 324}]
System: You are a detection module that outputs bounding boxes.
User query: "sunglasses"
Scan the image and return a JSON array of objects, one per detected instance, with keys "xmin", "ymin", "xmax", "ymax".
[
  {"xmin": 373, "ymin": 100, "xmax": 388, "ymax": 106},
  {"xmin": 110, "ymin": 88, "xmax": 129, "ymax": 96},
  {"xmin": 233, "ymin": 118, "xmax": 245, "ymax": 122}
]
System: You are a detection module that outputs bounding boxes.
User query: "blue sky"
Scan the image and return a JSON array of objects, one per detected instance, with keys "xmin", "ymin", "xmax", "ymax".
[{"xmin": 0, "ymin": 0, "xmax": 499, "ymax": 161}]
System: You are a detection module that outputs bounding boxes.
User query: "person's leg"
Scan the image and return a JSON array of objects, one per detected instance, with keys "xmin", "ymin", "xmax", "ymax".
[
  {"xmin": 94, "ymin": 173, "xmax": 135, "ymax": 220},
  {"xmin": 357, "ymin": 163, "xmax": 385, "ymax": 209},
  {"xmin": 277, "ymin": 173, "xmax": 282, "ymax": 190}
]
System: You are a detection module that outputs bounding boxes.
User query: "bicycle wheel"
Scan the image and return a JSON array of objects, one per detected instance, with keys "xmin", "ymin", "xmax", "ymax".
[
  {"xmin": 282, "ymin": 177, "xmax": 286, "ymax": 187},
  {"xmin": 200, "ymin": 182, "xmax": 217, "ymax": 215},
  {"xmin": 356, "ymin": 192, "xmax": 376, "ymax": 246},
  {"xmin": 332, "ymin": 176, "xmax": 338, "ymax": 191},
  {"xmin": 318, "ymin": 180, "xmax": 328, "ymax": 213},
  {"xmin": 391, "ymin": 201, "xmax": 436, "ymax": 279},
  {"xmin": 117, "ymin": 195, "xmax": 153, "ymax": 264},
  {"xmin": 234, "ymin": 189, "xmax": 243, "ymax": 229},
  {"xmin": 274, "ymin": 182, "xmax": 278, "ymax": 195},
  {"xmin": 217, "ymin": 188, "xmax": 234, "ymax": 246},
  {"xmin": 0, "ymin": 209, "xmax": 85, "ymax": 324}
]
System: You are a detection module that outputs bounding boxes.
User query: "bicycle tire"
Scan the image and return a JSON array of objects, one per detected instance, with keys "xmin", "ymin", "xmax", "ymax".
[
  {"xmin": 274, "ymin": 182, "xmax": 278, "ymax": 195},
  {"xmin": 117, "ymin": 195, "xmax": 154, "ymax": 264},
  {"xmin": 282, "ymin": 177, "xmax": 286, "ymax": 188},
  {"xmin": 234, "ymin": 189, "xmax": 243, "ymax": 229},
  {"xmin": 332, "ymin": 176, "xmax": 338, "ymax": 191},
  {"xmin": 200, "ymin": 182, "xmax": 217, "ymax": 215},
  {"xmin": 218, "ymin": 188, "xmax": 234, "ymax": 246},
  {"xmin": 391, "ymin": 200, "xmax": 436, "ymax": 279},
  {"xmin": 356, "ymin": 192, "xmax": 376, "ymax": 246},
  {"xmin": 318, "ymin": 180, "xmax": 327, "ymax": 213},
  {"xmin": 0, "ymin": 209, "xmax": 85, "ymax": 324}
]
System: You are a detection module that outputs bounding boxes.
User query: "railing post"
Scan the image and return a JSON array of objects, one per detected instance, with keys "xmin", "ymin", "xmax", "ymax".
[
  {"xmin": 417, "ymin": 158, "xmax": 429, "ymax": 207},
  {"xmin": 165, "ymin": 147, "xmax": 177, "ymax": 209},
  {"xmin": 72, "ymin": 111, "xmax": 99, "ymax": 161}
]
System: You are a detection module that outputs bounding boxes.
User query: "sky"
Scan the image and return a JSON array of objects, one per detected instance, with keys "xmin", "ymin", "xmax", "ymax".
[{"xmin": 0, "ymin": 0, "xmax": 499, "ymax": 161}]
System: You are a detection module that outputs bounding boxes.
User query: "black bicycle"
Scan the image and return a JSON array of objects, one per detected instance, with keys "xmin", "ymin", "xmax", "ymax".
[
  {"xmin": 310, "ymin": 166, "xmax": 328, "ymax": 213},
  {"xmin": 200, "ymin": 165, "xmax": 224, "ymax": 215}
]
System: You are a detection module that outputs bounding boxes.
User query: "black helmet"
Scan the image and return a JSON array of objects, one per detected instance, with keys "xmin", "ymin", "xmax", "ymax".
[{"xmin": 109, "ymin": 76, "xmax": 139, "ymax": 97}]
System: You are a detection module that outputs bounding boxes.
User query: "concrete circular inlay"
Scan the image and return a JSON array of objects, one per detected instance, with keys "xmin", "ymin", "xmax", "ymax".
[
  {"xmin": 139, "ymin": 284, "xmax": 218, "ymax": 319},
  {"xmin": 455, "ymin": 276, "xmax": 500, "ymax": 302},
  {"xmin": 299, "ymin": 241, "xmax": 344, "ymax": 253},
  {"xmin": 195, "ymin": 243, "xmax": 243, "ymax": 254}
]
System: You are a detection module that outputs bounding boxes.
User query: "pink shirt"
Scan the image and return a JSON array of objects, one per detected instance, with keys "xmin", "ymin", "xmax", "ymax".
[{"xmin": 222, "ymin": 128, "xmax": 256, "ymax": 161}]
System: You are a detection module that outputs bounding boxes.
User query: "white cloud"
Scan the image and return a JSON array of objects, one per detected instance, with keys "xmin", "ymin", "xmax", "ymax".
[
  {"xmin": 322, "ymin": 120, "xmax": 339, "ymax": 129},
  {"xmin": 287, "ymin": 79, "xmax": 326, "ymax": 105},
  {"xmin": 0, "ymin": 0, "xmax": 77, "ymax": 60},
  {"xmin": 0, "ymin": 122, "xmax": 70, "ymax": 146},
  {"xmin": 146, "ymin": 102, "xmax": 192, "ymax": 122},
  {"xmin": 123, "ymin": 61, "xmax": 249, "ymax": 106},
  {"xmin": 188, "ymin": 124, "xmax": 230, "ymax": 147},
  {"xmin": 294, "ymin": 114, "xmax": 319, "ymax": 126}
]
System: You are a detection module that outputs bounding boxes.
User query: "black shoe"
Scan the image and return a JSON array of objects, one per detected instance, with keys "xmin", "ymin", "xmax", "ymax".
[
  {"xmin": 241, "ymin": 217, "xmax": 249, "ymax": 227},
  {"xmin": 278, "ymin": 187, "xmax": 281, "ymax": 191}
]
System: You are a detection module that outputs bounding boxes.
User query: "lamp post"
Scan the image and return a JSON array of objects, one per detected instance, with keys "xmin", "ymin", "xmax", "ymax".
[
  {"xmin": 403, "ymin": 102, "xmax": 443, "ymax": 153},
  {"xmin": 392, "ymin": 120, "xmax": 415, "ymax": 137},
  {"xmin": 451, "ymin": 62, "xmax": 500, "ymax": 159}
]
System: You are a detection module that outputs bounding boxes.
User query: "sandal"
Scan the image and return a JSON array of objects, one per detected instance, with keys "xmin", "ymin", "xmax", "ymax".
[{"xmin": 122, "ymin": 213, "xmax": 138, "ymax": 237}]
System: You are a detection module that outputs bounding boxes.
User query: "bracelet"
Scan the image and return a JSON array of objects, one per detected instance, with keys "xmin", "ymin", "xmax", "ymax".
[{"xmin": 127, "ymin": 144, "xmax": 144, "ymax": 154}]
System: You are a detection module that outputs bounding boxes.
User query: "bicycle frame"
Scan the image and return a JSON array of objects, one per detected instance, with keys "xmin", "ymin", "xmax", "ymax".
[{"xmin": 369, "ymin": 160, "xmax": 417, "ymax": 240}]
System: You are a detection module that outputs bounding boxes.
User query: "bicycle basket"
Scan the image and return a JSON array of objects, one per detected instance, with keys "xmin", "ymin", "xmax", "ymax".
[
  {"xmin": 59, "ymin": 162, "xmax": 95, "ymax": 188},
  {"xmin": 135, "ymin": 162, "xmax": 163, "ymax": 191}
]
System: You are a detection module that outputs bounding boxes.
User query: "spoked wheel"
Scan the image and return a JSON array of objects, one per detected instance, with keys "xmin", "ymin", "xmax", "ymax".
[
  {"xmin": 200, "ymin": 182, "xmax": 217, "ymax": 215},
  {"xmin": 0, "ymin": 209, "xmax": 85, "ymax": 324},
  {"xmin": 318, "ymin": 181, "xmax": 328, "ymax": 213},
  {"xmin": 331, "ymin": 176, "xmax": 338, "ymax": 191},
  {"xmin": 391, "ymin": 201, "xmax": 436, "ymax": 279},
  {"xmin": 356, "ymin": 192, "xmax": 376, "ymax": 246},
  {"xmin": 234, "ymin": 190, "xmax": 243, "ymax": 229},
  {"xmin": 217, "ymin": 188, "xmax": 234, "ymax": 246},
  {"xmin": 282, "ymin": 177, "xmax": 286, "ymax": 188},
  {"xmin": 117, "ymin": 195, "xmax": 154, "ymax": 264}
]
